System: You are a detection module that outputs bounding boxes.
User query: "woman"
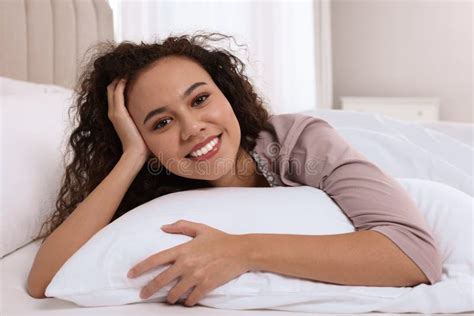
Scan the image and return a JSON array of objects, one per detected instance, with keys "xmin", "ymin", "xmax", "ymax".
[{"xmin": 27, "ymin": 32, "xmax": 442, "ymax": 305}]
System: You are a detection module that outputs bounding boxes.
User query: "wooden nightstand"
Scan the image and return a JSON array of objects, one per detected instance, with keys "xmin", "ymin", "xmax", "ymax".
[{"xmin": 341, "ymin": 97, "xmax": 440, "ymax": 122}]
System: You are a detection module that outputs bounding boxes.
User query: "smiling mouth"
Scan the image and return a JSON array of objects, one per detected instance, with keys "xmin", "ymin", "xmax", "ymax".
[{"xmin": 185, "ymin": 133, "xmax": 222, "ymax": 158}]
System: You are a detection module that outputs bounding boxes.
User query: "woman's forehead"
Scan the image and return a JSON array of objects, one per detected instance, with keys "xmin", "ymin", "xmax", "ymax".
[
  {"xmin": 134, "ymin": 57, "xmax": 211, "ymax": 93},
  {"xmin": 127, "ymin": 57, "xmax": 214, "ymax": 114},
  {"xmin": 147, "ymin": 56, "xmax": 209, "ymax": 80}
]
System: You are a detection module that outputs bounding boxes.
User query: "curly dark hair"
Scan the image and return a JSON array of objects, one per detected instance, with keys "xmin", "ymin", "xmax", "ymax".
[{"xmin": 34, "ymin": 31, "xmax": 277, "ymax": 243}]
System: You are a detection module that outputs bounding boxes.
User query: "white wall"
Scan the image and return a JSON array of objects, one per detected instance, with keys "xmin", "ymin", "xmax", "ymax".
[{"xmin": 331, "ymin": 0, "xmax": 473, "ymax": 122}]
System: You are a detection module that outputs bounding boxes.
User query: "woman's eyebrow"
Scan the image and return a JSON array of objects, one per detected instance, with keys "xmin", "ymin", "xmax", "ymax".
[{"xmin": 142, "ymin": 81, "xmax": 208, "ymax": 125}]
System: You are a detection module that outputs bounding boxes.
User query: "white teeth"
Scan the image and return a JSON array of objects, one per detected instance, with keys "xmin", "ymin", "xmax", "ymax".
[{"xmin": 190, "ymin": 137, "xmax": 218, "ymax": 158}]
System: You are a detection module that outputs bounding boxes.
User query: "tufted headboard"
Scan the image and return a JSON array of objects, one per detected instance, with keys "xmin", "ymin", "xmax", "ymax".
[{"xmin": 0, "ymin": 0, "xmax": 114, "ymax": 90}]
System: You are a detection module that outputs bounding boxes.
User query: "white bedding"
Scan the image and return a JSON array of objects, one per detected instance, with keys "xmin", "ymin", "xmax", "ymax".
[
  {"xmin": 421, "ymin": 120, "xmax": 473, "ymax": 148},
  {"xmin": 302, "ymin": 109, "xmax": 473, "ymax": 196},
  {"xmin": 43, "ymin": 180, "xmax": 473, "ymax": 313},
  {"xmin": 0, "ymin": 240, "xmax": 384, "ymax": 316},
  {"xmin": 2, "ymin": 105, "xmax": 473, "ymax": 315}
]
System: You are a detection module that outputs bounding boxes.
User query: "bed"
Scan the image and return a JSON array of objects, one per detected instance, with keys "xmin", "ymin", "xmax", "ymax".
[{"xmin": 1, "ymin": 0, "xmax": 473, "ymax": 315}]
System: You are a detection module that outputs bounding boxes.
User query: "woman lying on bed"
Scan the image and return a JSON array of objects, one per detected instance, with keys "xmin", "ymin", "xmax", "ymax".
[{"xmin": 27, "ymin": 32, "xmax": 442, "ymax": 305}]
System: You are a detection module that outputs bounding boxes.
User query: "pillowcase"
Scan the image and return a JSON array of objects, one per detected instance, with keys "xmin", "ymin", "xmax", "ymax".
[
  {"xmin": 0, "ymin": 76, "xmax": 72, "ymax": 96},
  {"xmin": 45, "ymin": 180, "xmax": 473, "ymax": 313},
  {"xmin": 0, "ymin": 90, "xmax": 73, "ymax": 257}
]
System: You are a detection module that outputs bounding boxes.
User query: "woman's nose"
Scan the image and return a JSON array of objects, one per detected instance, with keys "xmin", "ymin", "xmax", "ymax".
[{"xmin": 181, "ymin": 117, "xmax": 206, "ymax": 141}]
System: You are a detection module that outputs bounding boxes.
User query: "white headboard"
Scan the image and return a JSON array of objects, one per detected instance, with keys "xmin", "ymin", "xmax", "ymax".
[{"xmin": 0, "ymin": 0, "xmax": 114, "ymax": 89}]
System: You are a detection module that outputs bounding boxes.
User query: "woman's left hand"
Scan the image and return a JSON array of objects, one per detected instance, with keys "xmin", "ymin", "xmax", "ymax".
[{"xmin": 127, "ymin": 220, "xmax": 252, "ymax": 307}]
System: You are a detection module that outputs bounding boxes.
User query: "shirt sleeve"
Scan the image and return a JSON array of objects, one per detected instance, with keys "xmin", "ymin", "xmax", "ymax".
[{"xmin": 280, "ymin": 115, "xmax": 443, "ymax": 285}]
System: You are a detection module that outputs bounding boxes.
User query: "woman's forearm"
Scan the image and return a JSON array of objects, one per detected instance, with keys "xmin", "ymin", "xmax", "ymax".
[
  {"xmin": 27, "ymin": 152, "xmax": 146, "ymax": 298},
  {"xmin": 242, "ymin": 230, "xmax": 429, "ymax": 287}
]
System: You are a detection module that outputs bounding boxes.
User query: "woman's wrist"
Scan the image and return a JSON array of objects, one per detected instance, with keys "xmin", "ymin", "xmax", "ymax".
[
  {"xmin": 239, "ymin": 233, "xmax": 260, "ymax": 272},
  {"xmin": 120, "ymin": 151, "xmax": 148, "ymax": 172}
]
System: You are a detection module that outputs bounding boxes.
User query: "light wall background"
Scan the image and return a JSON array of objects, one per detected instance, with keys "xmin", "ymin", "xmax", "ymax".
[{"xmin": 331, "ymin": 0, "xmax": 473, "ymax": 122}]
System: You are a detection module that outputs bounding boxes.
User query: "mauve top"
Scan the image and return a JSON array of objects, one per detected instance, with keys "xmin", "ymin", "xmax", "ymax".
[{"xmin": 250, "ymin": 113, "xmax": 443, "ymax": 285}]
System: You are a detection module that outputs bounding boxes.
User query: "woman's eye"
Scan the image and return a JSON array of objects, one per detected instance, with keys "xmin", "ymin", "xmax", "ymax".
[
  {"xmin": 153, "ymin": 118, "xmax": 171, "ymax": 130},
  {"xmin": 193, "ymin": 94, "xmax": 209, "ymax": 106},
  {"xmin": 153, "ymin": 94, "xmax": 209, "ymax": 131}
]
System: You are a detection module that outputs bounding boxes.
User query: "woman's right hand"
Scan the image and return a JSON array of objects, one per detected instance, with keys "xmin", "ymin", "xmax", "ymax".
[{"xmin": 107, "ymin": 78, "xmax": 151, "ymax": 163}]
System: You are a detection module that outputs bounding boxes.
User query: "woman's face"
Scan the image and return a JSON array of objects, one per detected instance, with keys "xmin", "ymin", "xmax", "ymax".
[{"xmin": 126, "ymin": 55, "xmax": 245, "ymax": 186}]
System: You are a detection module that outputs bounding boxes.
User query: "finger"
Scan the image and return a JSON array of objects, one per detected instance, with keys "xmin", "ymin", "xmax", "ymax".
[
  {"xmin": 107, "ymin": 78, "xmax": 120, "ymax": 94},
  {"xmin": 140, "ymin": 264, "xmax": 181, "ymax": 299},
  {"xmin": 128, "ymin": 247, "xmax": 176, "ymax": 278},
  {"xmin": 114, "ymin": 78, "xmax": 128, "ymax": 110},
  {"xmin": 184, "ymin": 282, "xmax": 210, "ymax": 307},
  {"xmin": 107, "ymin": 78, "xmax": 120, "ymax": 92},
  {"xmin": 167, "ymin": 276, "xmax": 197, "ymax": 305},
  {"xmin": 107, "ymin": 78, "xmax": 119, "ymax": 113},
  {"xmin": 163, "ymin": 220, "xmax": 204, "ymax": 238}
]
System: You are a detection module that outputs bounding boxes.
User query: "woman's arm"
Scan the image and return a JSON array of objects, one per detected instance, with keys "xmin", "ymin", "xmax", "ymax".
[
  {"xmin": 27, "ymin": 152, "xmax": 146, "ymax": 299},
  {"xmin": 242, "ymin": 230, "xmax": 429, "ymax": 287},
  {"xmin": 262, "ymin": 114, "xmax": 442, "ymax": 285},
  {"xmin": 27, "ymin": 78, "xmax": 150, "ymax": 299}
]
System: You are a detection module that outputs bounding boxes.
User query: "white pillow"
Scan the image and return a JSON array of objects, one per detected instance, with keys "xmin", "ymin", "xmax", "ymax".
[
  {"xmin": 45, "ymin": 180, "xmax": 473, "ymax": 313},
  {"xmin": 0, "ymin": 91, "xmax": 73, "ymax": 257},
  {"xmin": 0, "ymin": 76, "xmax": 72, "ymax": 96}
]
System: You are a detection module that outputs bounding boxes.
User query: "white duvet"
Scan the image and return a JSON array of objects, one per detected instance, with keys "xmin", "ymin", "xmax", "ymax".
[{"xmin": 302, "ymin": 109, "xmax": 473, "ymax": 196}]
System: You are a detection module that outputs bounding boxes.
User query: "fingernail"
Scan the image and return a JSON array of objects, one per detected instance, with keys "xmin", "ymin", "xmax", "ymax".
[{"xmin": 127, "ymin": 270, "xmax": 134, "ymax": 278}]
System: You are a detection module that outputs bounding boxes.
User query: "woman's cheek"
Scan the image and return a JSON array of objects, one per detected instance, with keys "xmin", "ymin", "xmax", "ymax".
[{"xmin": 208, "ymin": 99, "xmax": 229, "ymax": 116}]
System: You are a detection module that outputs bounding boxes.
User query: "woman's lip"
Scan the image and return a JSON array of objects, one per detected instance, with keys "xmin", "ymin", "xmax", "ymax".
[
  {"xmin": 189, "ymin": 134, "xmax": 220, "ymax": 154},
  {"xmin": 187, "ymin": 134, "xmax": 221, "ymax": 161}
]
